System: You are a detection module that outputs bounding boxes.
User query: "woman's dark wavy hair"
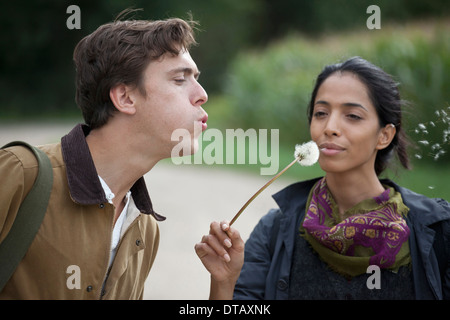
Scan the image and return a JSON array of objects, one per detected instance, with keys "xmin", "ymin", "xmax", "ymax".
[{"xmin": 307, "ymin": 56, "xmax": 411, "ymax": 176}]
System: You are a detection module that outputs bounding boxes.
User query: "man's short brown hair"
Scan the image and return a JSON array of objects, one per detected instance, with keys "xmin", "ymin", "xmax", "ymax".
[{"xmin": 73, "ymin": 17, "xmax": 197, "ymax": 129}]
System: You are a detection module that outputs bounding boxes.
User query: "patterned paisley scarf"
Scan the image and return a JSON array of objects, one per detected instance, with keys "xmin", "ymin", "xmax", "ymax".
[{"xmin": 301, "ymin": 177, "xmax": 411, "ymax": 277}]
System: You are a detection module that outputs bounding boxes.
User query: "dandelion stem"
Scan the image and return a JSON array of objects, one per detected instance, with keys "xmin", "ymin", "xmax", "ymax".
[{"xmin": 229, "ymin": 156, "xmax": 302, "ymax": 226}]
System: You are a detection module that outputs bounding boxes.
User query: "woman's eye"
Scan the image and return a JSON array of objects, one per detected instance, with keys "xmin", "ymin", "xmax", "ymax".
[
  {"xmin": 174, "ymin": 79, "xmax": 185, "ymax": 84},
  {"xmin": 313, "ymin": 111, "xmax": 327, "ymax": 118},
  {"xmin": 347, "ymin": 114, "xmax": 362, "ymax": 120}
]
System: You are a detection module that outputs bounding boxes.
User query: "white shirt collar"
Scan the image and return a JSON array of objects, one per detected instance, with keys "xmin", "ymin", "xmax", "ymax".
[{"xmin": 98, "ymin": 176, "xmax": 115, "ymax": 204}]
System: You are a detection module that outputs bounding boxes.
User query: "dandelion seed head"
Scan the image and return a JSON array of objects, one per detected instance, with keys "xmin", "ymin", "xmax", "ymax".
[
  {"xmin": 418, "ymin": 140, "xmax": 429, "ymax": 146},
  {"xmin": 294, "ymin": 141, "xmax": 319, "ymax": 166}
]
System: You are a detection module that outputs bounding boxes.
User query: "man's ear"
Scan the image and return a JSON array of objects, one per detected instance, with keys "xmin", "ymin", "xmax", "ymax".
[
  {"xmin": 376, "ymin": 124, "xmax": 396, "ymax": 150},
  {"xmin": 109, "ymin": 84, "xmax": 137, "ymax": 115}
]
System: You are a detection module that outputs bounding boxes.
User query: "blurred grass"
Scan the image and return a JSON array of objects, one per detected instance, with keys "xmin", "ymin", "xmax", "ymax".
[{"xmin": 388, "ymin": 161, "xmax": 450, "ymax": 200}]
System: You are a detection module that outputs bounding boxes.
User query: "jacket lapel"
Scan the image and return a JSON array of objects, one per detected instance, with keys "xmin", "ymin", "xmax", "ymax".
[
  {"xmin": 272, "ymin": 178, "xmax": 320, "ymax": 261},
  {"xmin": 61, "ymin": 124, "xmax": 165, "ymax": 221}
]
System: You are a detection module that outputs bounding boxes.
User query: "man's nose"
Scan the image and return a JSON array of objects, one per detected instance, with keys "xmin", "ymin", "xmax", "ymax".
[{"xmin": 192, "ymin": 81, "xmax": 208, "ymax": 106}]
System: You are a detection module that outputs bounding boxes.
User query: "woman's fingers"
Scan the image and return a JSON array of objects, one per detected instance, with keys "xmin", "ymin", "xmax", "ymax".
[
  {"xmin": 210, "ymin": 220, "xmax": 233, "ymax": 249},
  {"xmin": 194, "ymin": 241, "xmax": 216, "ymax": 260},
  {"xmin": 196, "ymin": 220, "xmax": 245, "ymax": 286},
  {"xmin": 195, "ymin": 220, "xmax": 241, "ymax": 262},
  {"xmin": 196, "ymin": 220, "xmax": 245, "ymax": 266}
]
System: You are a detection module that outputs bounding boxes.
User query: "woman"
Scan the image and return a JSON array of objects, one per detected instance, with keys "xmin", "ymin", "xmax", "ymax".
[{"xmin": 233, "ymin": 57, "xmax": 450, "ymax": 300}]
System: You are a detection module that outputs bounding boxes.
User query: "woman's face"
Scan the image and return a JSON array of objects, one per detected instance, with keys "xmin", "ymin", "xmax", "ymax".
[{"xmin": 310, "ymin": 72, "xmax": 393, "ymax": 176}]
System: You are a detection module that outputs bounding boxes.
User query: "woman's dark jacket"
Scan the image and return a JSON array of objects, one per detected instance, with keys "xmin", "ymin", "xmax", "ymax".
[{"xmin": 234, "ymin": 177, "xmax": 450, "ymax": 300}]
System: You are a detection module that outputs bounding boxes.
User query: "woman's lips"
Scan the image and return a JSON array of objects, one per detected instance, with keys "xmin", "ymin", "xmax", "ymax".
[{"xmin": 319, "ymin": 142, "xmax": 345, "ymax": 156}]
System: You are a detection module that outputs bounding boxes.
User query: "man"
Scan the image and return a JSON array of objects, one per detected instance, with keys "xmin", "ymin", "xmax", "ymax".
[{"xmin": 0, "ymin": 17, "xmax": 243, "ymax": 299}]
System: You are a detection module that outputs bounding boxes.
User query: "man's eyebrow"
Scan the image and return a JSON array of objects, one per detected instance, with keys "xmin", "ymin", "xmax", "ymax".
[
  {"xmin": 168, "ymin": 67, "xmax": 201, "ymax": 79},
  {"xmin": 315, "ymin": 100, "xmax": 368, "ymax": 112}
]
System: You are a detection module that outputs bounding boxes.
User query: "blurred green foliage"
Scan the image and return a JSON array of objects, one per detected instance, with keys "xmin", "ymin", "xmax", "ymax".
[
  {"xmin": 1, "ymin": 1, "xmax": 448, "ymax": 198},
  {"xmin": 218, "ymin": 20, "xmax": 450, "ymax": 165},
  {"xmin": 0, "ymin": 0, "xmax": 449, "ymax": 117}
]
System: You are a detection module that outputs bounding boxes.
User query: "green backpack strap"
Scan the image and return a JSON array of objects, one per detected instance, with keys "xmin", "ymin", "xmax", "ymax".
[{"xmin": 0, "ymin": 141, "xmax": 53, "ymax": 292}]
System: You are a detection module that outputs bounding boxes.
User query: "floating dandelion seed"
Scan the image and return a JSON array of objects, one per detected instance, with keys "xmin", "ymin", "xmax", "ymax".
[
  {"xmin": 433, "ymin": 149, "xmax": 446, "ymax": 161},
  {"xmin": 412, "ymin": 105, "xmax": 450, "ymax": 195},
  {"xmin": 229, "ymin": 141, "xmax": 319, "ymax": 226},
  {"xmin": 431, "ymin": 143, "xmax": 440, "ymax": 150},
  {"xmin": 443, "ymin": 130, "xmax": 450, "ymax": 143},
  {"xmin": 418, "ymin": 123, "xmax": 426, "ymax": 130}
]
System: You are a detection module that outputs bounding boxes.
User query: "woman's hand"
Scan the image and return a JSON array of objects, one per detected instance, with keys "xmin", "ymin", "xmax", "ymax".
[{"xmin": 195, "ymin": 220, "xmax": 244, "ymax": 300}]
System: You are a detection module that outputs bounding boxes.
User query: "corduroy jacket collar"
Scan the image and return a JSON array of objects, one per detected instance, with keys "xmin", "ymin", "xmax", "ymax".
[{"xmin": 61, "ymin": 124, "xmax": 165, "ymax": 221}]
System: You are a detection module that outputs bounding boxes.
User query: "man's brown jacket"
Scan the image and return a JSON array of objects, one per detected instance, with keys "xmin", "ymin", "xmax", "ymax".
[{"xmin": 0, "ymin": 124, "xmax": 164, "ymax": 299}]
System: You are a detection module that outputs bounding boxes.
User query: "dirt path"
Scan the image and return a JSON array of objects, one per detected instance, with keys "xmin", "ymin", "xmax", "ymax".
[{"xmin": 0, "ymin": 121, "xmax": 295, "ymax": 299}]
